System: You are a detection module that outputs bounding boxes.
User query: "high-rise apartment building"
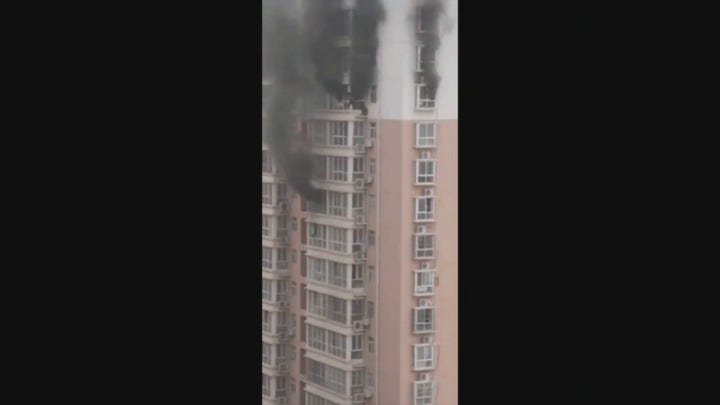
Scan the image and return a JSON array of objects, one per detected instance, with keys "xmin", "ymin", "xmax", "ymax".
[{"xmin": 263, "ymin": 1, "xmax": 457, "ymax": 404}]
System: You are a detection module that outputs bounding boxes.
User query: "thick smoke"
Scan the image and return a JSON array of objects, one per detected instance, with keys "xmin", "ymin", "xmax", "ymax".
[
  {"xmin": 305, "ymin": 0, "xmax": 385, "ymax": 113},
  {"xmin": 264, "ymin": 0, "xmax": 385, "ymax": 202},
  {"xmin": 415, "ymin": 0, "xmax": 446, "ymax": 99},
  {"xmin": 263, "ymin": 1, "xmax": 322, "ymax": 203}
]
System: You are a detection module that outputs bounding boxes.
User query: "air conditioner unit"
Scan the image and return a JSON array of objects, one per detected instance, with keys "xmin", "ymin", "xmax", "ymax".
[
  {"xmin": 420, "ymin": 151, "xmax": 433, "ymax": 159},
  {"xmin": 354, "ymin": 178, "xmax": 365, "ymax": 189},
  {"xmin": 352, "ymin": 320, "xmax": 365, "ymax": 331},
  {"xmin": 354, "ymin": 143, "xmax": 366, "ymax": 154},
  {"xmin": 421, "ymin": 336, "xmax": 433, "ymax": 344},
  {"xmin": 419, "ymin": 373, "xmax": 431, "ymax": 381},
  {"xmin": 365, "ymin": 139, "xmax": 374, "ymax": 148},
  {"xmin": 420, "ymin": 262, "xmax": 431, "ymax": 269},
  {"xmin": 278, "ymin": 362, "xmax": 289, "ymax": 373},
  {"xmin": 423, "ymin": 188, "xmax": 435, "ymax": 196},
  {"xmin": 415, "ymin": 225, "xmax": 427, "ymax": 234},
  {"xmin": 362, "ymin": 318, "xmax": 371, "ymax": 326},
  {"xmin": 353, "ymin": 392, "xmax": 365, "ymax": 403},
  {"xmin": 419, "ymin": 299, "xmax": 433, "ymax": 307},
  {"xmin": 354, "ymin": 215, "xmax": 366, "ymax": 225},
  {"xmin": 364, "ymin": 387, "xmax": 375, "ymax": 398},
  {"xmin": 365, "ymin": 176, "xmax": 373, "ymax": 184}
]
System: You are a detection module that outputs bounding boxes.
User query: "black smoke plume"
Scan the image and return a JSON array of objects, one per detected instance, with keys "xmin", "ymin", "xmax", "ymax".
[
  {"xmin": 415, "ymin": 0, "xmax": 445, "ymax": 99},
  {"xmin": 263, "ymin": 1, "xmax": 322, "ymax": 203}
]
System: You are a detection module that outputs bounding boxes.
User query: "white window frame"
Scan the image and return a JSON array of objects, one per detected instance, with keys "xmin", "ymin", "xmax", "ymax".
[
  {"xmin": 413, "ymin": 344, "xmax": 435, "ymax": 370},
  {"xmin": 415, "ymin": 123, "xmax": 437, "ymax": 148},
  {"xmin": 414, "ymin": 270, "xmax": 436, "ymax": 296},
  {"xmin": 262, "ymin": 247, "xmax": 273, "ymax": 270},
  {"xmin": 353, "ymin": 121, "xmax": 366, "ymax": 146},
  {"xmin": 327, "ymin": 261, "xmax": 347, "ymax": 287},
  {"xmin": 414, "ymin": 234, "xmax": 436, "ymax": 259},
  {"xmin": 262, "ymin": 278, "xmax": 272, "ymax": 301},
  {"xmin": 262, "ymin": 183, "xmax": 273, "ymax": 205},
  {"xmin": 415, "ymin": 159, "xmax": 436, "ymax": 185},
  {"xmin": 351, "ymin": 335, "xmax": 364, "ymax": 359},
  {"xmin": 276, "ymin": 248, "xmax": 288, "ymax": 269},
  {"xmin": 309, "ymin": 223, "xmax": 327, "ymax": 249},
  {"xmin": 262, "ymin": 214, "xmax": 271, "ymax": 238},
  {"xmin": 416, "ymin": 84, "xmax": 436, "ymax": 110},
  {"xmin": 330, "ymin": 121, "xmax": 348, "ymax": 146},
  {"xmin": 328, "ymin": 226, "xmax": 347, "ymax": 253},
  {"xmin": 327, "ymin": 191, "xmax": 347, "ymax": 217},
  {"xmin": 416, "ymin": 45, "xmax": 438, "ymax": 72},
  {"xmin": 415, "ymin": 196, "xmax": 435, "ymax": 222},
  {"xmin": 262, "ymin": 373, "xmax": 271, "ymax": 397},
  {"xmin": 329, "ymin": 156, "xmax": 348, "ymax": 182},
  {"xmin": 414, "ymin": 380, "xmax": 435, "ymax": 405},
  {"xmin": 262, "ymin": 342, "xmax": 272, "ymax": 365},
  {"xmin": 413, "ymin": 307, "xmax": 435, "ymax": 333},
  {"xmin": 352, "ymin": 157, "xmax": 365, "ymax": 181},
  {"xmin": 351, "ymin": 264, "xmax": 364, "ymax": 288},
  {"xmin": 262, "ymin": 310, "xmax": 272, "ymax": 333}
]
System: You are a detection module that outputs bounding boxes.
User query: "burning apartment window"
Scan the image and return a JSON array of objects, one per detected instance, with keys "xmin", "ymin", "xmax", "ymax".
[
  {"xmin": 416, "ymin": 6, "xmax": 439, "ymax": 33},
  {"xmin": 416, "ymin": 45, "xmax": 437, "ymax": 72},
  {"xmin": 416, "ymin": 84, "xmax": 436, "ymax": 110}
]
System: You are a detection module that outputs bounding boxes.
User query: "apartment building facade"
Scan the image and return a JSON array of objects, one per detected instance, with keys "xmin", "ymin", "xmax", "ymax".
[{"xmin": 263, "ymin": 1, "xmax": 457, "ymax": 404}]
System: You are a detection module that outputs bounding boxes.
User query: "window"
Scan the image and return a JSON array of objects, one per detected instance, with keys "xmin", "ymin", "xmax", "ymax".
[
  {"xmin": 351, "ymin": 335, "xmax": 364, "ymax": 359},
  {"xmin": 352, "ymin": 228, "xmax": 365, "ymax": 252},
  {"xmin": 309, "ymin": 257, "xmax": 327, "ymax": 283},
  {"xmin": 292, "ymin": 249, "xmax": 297, "ymax": 263},
  {"xmin": 416, "ymin": 6, "xmax": 438, "ymax": 33},
  {"xmin": 329, "ymin": 156, "xmax": 348, "ymax": 182},
  {"xmin": 327, "ymin": 295, "xmax": 347, "ymax": 323},
  {"xmin": 262, "ymin": 183, "xmax": 273, "ymax": 205},
  {"xmin": 276, "ymin": 280, "xmax": 288, "ymax": 302},
  {"xmin": 314, "ymin": 155, "xmax": 327, "ymax": 180},
  {"xmin": 415, "ymin": 160, "xmax": 436, "ymax": 184},
  {"xmin": 352, "ymin": 369, "xmax": 365, "ymax": 387},
  {"xmin": 352, "ymin": 193, "xmax": 365, "ymax": 210},
  {"xmin": 262, "ymin": 310, "xmax": 272, "ymax": 333},
  {"xmin": 309, "ymin": 223, "xmax": 327, "ymax": 248},
  {"xmin": 367, "ymin": 301, "xmax": 374, "ymax": 319},
  {"xmin": 262, "ymin": 150, "xmax": 272, "ymax": 173},
  {"xmin": 262, "ymin": 279, "xmax": 271, "ymax": 301},
  {"xmin": 328, "ymin": 226, "xmax": 347, "ymax": 252},
  {"xmin": 351, "ymin": 264, "xmax": 364, "ymax": 288},
  {"xmin": 414, "ymin": 344, "xmax": 435, "ymax": 370},
  {"xmin": 353, "ymin": 121, "xmax": 366, "ymax": 146},
  {"xmin": 415, "ymin": 234, "xmax": 436, "ymax": 258},
  {"xmin": 277, "ymin": 248, "xmax": 288, "ymax": 269},
  {"xmin": 327, "ymin": 261, "xmax": 347, "ymax": 287},
  {"xmin": 308, "ymin": 257, "xmax": 350, "ymax": 289},
  {"xmin": 312, "ymin": 120, "xmax": 327, "ymax": 145},
  {"xmin": 327, "ymin": 330, "xmax": 345, "ymax": 358},
  {"xmin": 327, "ymin": 191, "xmax": 347, "ymax": 217},
  {"xmin": 277, "ymin": 344, "xmax": 287, "ymax": 361},
  {"xmin": 308, "ymin": 324, "xmax": 326, "ymax": 352},
  {"xmin": 415, "ymin": 270, "xmax": 436, "ymax": 295},
  {"xmin": 369, "ymin": 159, "xmax": 376, "ymax": 175},
  {"xmin": 415, "ymin": 197, "xmax": 435, "ymax": 221},
  {"xmin": 368, "ymin": 194, "xmax": 376, "ymax": 210},
  {"xmin": 329, "ymin": 121, "xmax": 348, "ymax": 146},
  {"xmin": 262, "ymin": 247, "xmax": 272, "ymax": 269},
  {"xmin": 416, "ymin": 45, "xmax": 437, "ymax": 72},
  {"xmin": 416, "ymin": 123, "xmax": 437, "ymax": 147},
  {"xmin": 276, "ymin": 376, "xmax": 287, "ymax": 398},
  {"xmin": 262, "ymin": 342, "xmax": 272, "ymax": 365},
  {"xmin": 414, "ymin": 381, "xmax": 434, "ymax": 405},
  {"xmin": 368, "ymin": 230, "xmax": 375, "ymax": 246},
  {"xmin": 262, "ymin": 373, "xmax": 270, "ymax": 397},
  {"xmin": 308, "ymin": 191, "xmax": 327, "ymax": 215},
  {"xmin": 414, "ymin": 307, "xmax": 435, "ymax": 333},
  {"xmin": 306, "ymin": 358, "xmax": 347, "ymax": 395},
  {"xmin": 369, "ymin": 122, "xmax": 377, "ymax": 139},
  {"xmin": 351, "ymin": 299, "xmax": 365, "ymax": 321},
  {"xmin": 352, "ymin": 157, "xmax": 365, "ymax": 181},
  {"xmin": 368, "ymin": 337, "xmax": 375, "ymax": 353},
  {"xmin": 416, "ymin": 84, "xmax": 436, "ymax": 110},
  {"xmin": 307, "ymin": 392, "xmax": 342, "ymax": 405},
  {"xmin": 262, "ymin": 215, "xmax": 271, "ymax": 237},
  {"xmin": 277, "ymin": 216, "xmax": 288, "ymax": 237},
  {"xmin": 277, "ymin": 311, "xmax": 288, "ymax": 329}
]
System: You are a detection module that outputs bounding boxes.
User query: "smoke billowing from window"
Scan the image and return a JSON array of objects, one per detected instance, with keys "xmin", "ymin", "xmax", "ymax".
[
  {"xmin": 263, "ymin": 0, "xmax": 385, "ymax": 201},
  {"xmin": 415, "ymin": 0, "xmax": 447, "ymax": 99}
]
